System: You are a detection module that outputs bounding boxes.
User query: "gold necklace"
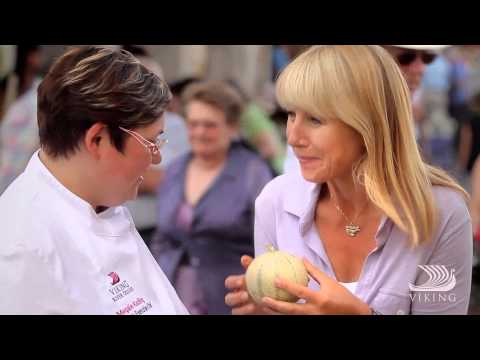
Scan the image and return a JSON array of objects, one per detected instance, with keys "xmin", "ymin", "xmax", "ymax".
[{"xmin": 333, "ymin": 200, "xmax": 368, "ymax": 237}]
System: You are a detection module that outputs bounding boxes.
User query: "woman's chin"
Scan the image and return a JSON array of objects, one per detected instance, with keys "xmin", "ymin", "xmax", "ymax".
[
  {"xmin": 300, "ymin": 168, "xmax": 325, "ymax": 184},
  {"xmin": 193, "ymin": 149, "xmax": 216, "ymax": 158},
  {"xmin": 122, "ymin": 176, "xmax": 144, "ymax": 203}
]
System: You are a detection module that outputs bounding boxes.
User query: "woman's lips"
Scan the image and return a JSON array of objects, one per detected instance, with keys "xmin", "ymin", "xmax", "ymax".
[{"xmin": 297, "ymin": 156, "xmax": 319, "ymax": 165}]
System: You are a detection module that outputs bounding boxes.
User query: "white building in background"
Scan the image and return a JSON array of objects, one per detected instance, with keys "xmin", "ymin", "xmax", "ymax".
[
  {"xmin": 146, "ymin": 45, "xmax": 272, "ymax": 100},
  {"xmin": 35, "ymin": 45, "xmax": 273, "ymax": 101}
]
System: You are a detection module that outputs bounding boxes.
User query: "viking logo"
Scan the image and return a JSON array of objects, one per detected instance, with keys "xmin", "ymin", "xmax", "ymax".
[
  {"xmin": 409, "ymin": 265, "xmax": 456, "ymax": 292},
  {"xmin": 108, "ymin": 272, "xmax": 120, "ymax": 285}
]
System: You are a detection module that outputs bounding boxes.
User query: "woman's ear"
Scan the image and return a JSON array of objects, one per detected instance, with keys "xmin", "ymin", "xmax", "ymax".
[{"xmin": 84, "ymin": 122, "xmax": 107, "ymax": 159}]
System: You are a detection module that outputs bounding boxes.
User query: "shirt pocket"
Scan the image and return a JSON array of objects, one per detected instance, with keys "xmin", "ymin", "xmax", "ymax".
[{"xmin": 370, "ymin": 287, "xmax": 412, "ymax": 315}]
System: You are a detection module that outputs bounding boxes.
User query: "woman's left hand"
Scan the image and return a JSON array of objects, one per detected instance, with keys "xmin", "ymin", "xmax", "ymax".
[{"xmin": 261, "ymin": 259, "xmax": 372, "ymax": 315}]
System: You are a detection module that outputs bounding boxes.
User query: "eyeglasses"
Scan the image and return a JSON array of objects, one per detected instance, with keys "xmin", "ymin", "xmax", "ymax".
[
  {"xmin": 119, "ymin": 126, "xmax": 168, "ymax": 157},
  {"xmin": 396, "ymin": 50, "xmax": 437, "ymax": 66}
]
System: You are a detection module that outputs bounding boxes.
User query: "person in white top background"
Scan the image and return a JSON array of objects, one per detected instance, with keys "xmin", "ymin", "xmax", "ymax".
[{"xmin": 0, "ymin": 46, "xmax": 188, "ymax": 315}]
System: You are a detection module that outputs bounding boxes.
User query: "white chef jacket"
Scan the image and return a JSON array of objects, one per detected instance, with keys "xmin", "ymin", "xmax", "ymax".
[{"xmin": 0, "ymin": 151, "xmax": 188, "ymax": 315}]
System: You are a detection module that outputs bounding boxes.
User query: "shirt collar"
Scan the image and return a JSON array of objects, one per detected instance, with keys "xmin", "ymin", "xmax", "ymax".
[
  {"xmin": 28, "ymin": 150, "xmax": 125, "ymax": 225},
  {"xmin": 283, "ymin": 176, "xmax": 391, "ymax": 246},
  {"xmin": 282, "ymin": 176, "xmax": 320, "ymax": 237}
]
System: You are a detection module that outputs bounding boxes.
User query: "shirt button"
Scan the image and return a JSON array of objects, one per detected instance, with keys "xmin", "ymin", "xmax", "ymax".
[{"xmin": 191, "ymin": 257, "xmax": 200, "ymax": 267}]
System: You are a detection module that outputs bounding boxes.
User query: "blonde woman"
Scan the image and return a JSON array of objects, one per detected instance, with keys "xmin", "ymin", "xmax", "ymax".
[{"xmin": 225, "ymin": 45, "xmax": 472, "ymax": 315}]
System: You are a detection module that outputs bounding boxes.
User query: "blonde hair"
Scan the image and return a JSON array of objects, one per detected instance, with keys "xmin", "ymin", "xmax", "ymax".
[{"xmin": 276, "ymin": 45, "xmax": 467, "ymax": 247}]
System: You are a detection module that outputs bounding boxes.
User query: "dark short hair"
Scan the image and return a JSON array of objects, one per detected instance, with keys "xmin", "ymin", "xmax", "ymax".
[
  {"xmin": 37, "ymin": 46, "xmax": 171, "ymax": 158},
  {"xmin": 181, "ymin": 81, "xmax": 245, "ymax": 125},
  {"xmin": 471, "ymin": 91, "xmax": 480, "ymax": 113},
  {"xmin": 14, "ymin": 45, "xmax": 41, "ymax": 75},
  {"xmin": 169, "ymin": 77, "xmax": 202, "ymax": 97},
  {"xmin": 121, "ymin": 45, "xmax": 150, "ymax": 58}
]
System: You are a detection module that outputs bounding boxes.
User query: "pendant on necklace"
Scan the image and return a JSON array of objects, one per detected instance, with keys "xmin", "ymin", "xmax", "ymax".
[{"xmin": 345, "ymin": 224, "xmax": 360, "ymax": 237}]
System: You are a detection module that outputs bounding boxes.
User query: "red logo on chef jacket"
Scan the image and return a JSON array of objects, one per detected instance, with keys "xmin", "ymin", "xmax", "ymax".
[{"xmin": 108, "ymin": 272, "xmax": 120, "ymax": 285}]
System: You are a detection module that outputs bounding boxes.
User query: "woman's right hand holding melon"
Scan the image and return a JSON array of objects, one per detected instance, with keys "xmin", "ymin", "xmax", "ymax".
[{"xmin": 224, "ymin": 255, "xmax": 276, "ymax": 315}]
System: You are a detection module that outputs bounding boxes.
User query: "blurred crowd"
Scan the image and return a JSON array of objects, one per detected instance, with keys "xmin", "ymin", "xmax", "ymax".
[{"xmin": 1, "ymin": 44, "xmax": 480, "ymax": 314}]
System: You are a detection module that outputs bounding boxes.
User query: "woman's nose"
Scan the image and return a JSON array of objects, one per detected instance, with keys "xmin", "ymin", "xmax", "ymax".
[{"xmin": 287, "ymin": 117, "xmax": 306, "ymax": 147}]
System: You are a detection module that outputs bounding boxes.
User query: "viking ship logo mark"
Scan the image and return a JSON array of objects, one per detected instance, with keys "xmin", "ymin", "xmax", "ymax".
[{"xmin": 409, "ymin": 265, "xmax": 456, "ymax": 292}]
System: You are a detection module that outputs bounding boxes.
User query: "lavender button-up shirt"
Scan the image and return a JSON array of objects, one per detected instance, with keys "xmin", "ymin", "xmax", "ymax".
[{"xmin": 254, "ymin": 173, "xmax": 473, "ymax": 315}]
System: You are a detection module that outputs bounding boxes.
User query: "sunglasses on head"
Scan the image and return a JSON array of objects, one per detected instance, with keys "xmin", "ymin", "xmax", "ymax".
[{"xmin": 396, "ymin": 50, "xmax": 437, "ymax": 66}]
